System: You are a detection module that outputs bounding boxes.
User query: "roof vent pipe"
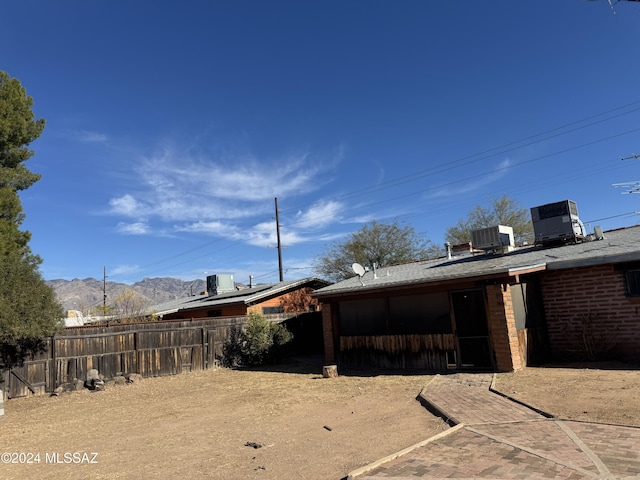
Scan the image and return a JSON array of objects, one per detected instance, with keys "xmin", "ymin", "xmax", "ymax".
[
  {"xmin": 445, "ymin": 242, "xmax": 452, "ymax": 260},
  {"xmin": 249, "ymin": 275, "xmax": 254, "ymax": 288}
]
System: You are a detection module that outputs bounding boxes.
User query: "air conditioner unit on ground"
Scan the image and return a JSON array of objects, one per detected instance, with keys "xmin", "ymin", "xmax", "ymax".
[
  {"xmin": 530, "ymin": 200, "xmax": 584, "ymax": 245},
  {"xmin": 471, "ymin": 225, "xmax": 515, "ymax": 253}
]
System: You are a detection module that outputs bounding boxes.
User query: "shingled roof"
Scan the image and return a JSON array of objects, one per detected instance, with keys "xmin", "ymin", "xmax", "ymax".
[
  {"xmin": 150, "ymin": 277, "xmax": 330, "ymax": 316},
  {"xmin": 314, "ymin": 225, "xmax": 640, "ymax": 297}
]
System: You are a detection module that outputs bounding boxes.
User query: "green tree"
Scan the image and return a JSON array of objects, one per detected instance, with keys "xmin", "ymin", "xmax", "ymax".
[
  {"xmin": 445, "ymin": 194, "xmax": 534, "ymax": 246},
  {"xmin": 0, "ymin": 71, "xmax": 62, "ymax": 369},
  {"xmin": 222, "ymin": 312, "xmax": 293, "ymax": 366},
  {"xmin": 314, "ymin": 219, "xmax": 440, "ymax": 282}
]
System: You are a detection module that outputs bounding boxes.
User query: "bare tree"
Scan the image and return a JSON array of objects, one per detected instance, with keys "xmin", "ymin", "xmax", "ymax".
[{"xmin": 111, "ymin": 289, "xmax": 149, "ymax": 323}]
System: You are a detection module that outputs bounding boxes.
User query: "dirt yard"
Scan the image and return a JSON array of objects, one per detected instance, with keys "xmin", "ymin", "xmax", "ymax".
[
  {"xmin": 493, "ymin": 361, "xmax": 640, "ymax": 426},
  {"xmin": 1, "ymin": 359, "xmax": 638, "ymax": 480},
  {"xmin": 0, "ymin": 359, "xmax": 446, "ymax": 480}
]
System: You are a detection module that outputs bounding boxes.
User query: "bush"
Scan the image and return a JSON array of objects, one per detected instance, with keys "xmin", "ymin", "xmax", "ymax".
[{"xmin": 222, "ymin": 312, "xmax": 293, "ymax": 367}]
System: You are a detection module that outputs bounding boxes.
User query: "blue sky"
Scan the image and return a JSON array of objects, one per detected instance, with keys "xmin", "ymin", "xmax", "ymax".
[{"xmin": 3, "ymin": 1, "xmax": 640, "ymax": 285}]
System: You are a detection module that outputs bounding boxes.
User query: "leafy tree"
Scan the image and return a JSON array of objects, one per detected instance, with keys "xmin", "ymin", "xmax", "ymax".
[
  {"xmin": 222, "ymin": 312, "xmax": 293, "ymax": 366},
  {"xmin": 445, "ymin": 194, "xmax": 534, "ymax": 246},
  {"xmin": 279, "ymin": 287, "xmax": 318, "ymax": 313},
  {"xmin": 314, "ymin": 219, "xmax": 440, "ymax": 282},
  {"xmin": 0, "ymin": 71, "xmax": 63, "ymax": 369}
]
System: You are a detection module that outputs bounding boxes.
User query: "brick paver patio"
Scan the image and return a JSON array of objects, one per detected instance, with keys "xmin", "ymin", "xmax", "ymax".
[{"xmin": 347, "ymin": 374, "xmax": 640, "ymax": 480}]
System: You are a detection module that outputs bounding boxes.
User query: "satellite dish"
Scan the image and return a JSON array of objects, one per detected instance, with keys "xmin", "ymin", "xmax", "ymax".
[{"xmin": 352, "ymin": 263, "xmax": 366, "ymax": 277}]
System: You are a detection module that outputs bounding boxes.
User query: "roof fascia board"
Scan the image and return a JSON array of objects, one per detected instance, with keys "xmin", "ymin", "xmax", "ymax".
[
  {"xmin": 314, "ymin": 264, "xmax": 551, "ymax": 300},
  {"xmin": 314, "ymin": 271, "xmax": 515, "ymax": 300},
  {"xmin": 546, "ymin": 251, "xmax": 640, "ymax": 271},
  {"xmin": 244, "ymin": 278, "xmax": 329, "ymax": 305}
]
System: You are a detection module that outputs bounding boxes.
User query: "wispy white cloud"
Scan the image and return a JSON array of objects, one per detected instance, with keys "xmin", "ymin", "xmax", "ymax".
[
  {"xmin": 106, "ymin": 141, "xmax": 344, "ymax": 248},
  {"xmin": 62, "ymin": 129, "xmax": 109, "ymax": 143},
  {"xmin": 116, "ymin": 222, "xmax": 151, "ymax": 235},
  {"xmin": 177, "ymin": 219, "xmax": 306, "ymax": 247},
  {"xmin": 110, "ymin": 195, "xmax": 142, "ymax": 217},
  {"xmin": 427, "ymin": 158, "xmax": 513, "ymax": 199},
  {"xmin": 108, "ymin": 145, "xmax": 335, "ymax": 222},
  {"xmin": 110, "ymin": 264, "xmax": 141, "ymax": 276},
  {"xmin": 293, "ymin": 200, "xmax": 343, "ymax": 229}
]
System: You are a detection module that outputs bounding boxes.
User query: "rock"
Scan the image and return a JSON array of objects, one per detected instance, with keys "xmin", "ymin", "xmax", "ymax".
[
  {"xmin": 113, "ymin": 375, "xmax": 127, "ymax": 385},
  {"xmin": 126, "ymin": 373, "xmax": 143, "ymax": 384},
  {"xmin": 85, "ymin": 369, "xmax": 100, "ymax": 389},
  {"xmin": 51, "ymin": 385, "xmax": 65, "ymax": 396}
]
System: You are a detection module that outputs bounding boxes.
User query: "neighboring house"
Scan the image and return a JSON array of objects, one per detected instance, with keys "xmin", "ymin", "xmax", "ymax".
[
  {"xmin": 150, "ymin": 275, "xmax": 330, "ymax": 320},
  {"xmin": 313, "ymin": 225, "xmax": 640, "ymax": 372}
]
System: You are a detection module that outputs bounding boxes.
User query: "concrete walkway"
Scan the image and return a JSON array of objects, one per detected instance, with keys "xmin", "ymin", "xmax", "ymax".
[{"xmin": 347, "ymin": 374, "xmax": 640, "ymax": 480}]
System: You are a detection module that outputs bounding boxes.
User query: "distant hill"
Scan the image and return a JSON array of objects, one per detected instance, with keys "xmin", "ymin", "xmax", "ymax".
[{"xmin": 46, "ymin": 277, "xmax": 208, "ymax": 313}]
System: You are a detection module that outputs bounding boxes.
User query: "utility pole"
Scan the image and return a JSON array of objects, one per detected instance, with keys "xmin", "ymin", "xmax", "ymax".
[
  {"xmin": 613, "ymin": 153, "xmax": 640, "ymax": 194},
  {"xmin": 103, "ymin": 266, "xmax": 107, "ymax": 313},
  {"xmin": 275, "ymin": 197, "xmax": 284, "ymax": 281}
]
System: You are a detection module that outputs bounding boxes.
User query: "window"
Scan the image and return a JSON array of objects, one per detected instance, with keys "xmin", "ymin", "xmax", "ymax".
[
  {"xmin": 624, "ymin": 269, "xmax": 640, "ymax": 297},
  {"xmin": 262, "ymin": 306, "xmax": 284, "ymax": 315}
]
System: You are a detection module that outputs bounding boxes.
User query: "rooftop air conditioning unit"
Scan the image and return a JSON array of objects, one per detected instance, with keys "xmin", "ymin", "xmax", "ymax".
[
  {"xmin": 207, "ymin": 274, "xmax": 235, "ymax": 296},
  {"xmin": 530, "ymin": 200, "xmax": 584, "ymax": 245},
  {"xmin": 471, "ymin": 225, "xmax": 515, "ymax": 253}
]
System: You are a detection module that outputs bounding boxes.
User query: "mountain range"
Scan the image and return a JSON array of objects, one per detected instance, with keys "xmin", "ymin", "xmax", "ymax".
[{"xmin": 46, "ymin": 277, "xmax": 208, "ymax": 313}]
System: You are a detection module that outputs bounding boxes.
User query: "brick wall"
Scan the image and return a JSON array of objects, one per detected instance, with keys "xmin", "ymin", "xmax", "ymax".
[
  {"xmin": 540, "ymin": 264, "xmax": 640, "ymax": 361},
  {"xmin": 485, "ymin": 284, "xmax": 524, "ymax": 372}
]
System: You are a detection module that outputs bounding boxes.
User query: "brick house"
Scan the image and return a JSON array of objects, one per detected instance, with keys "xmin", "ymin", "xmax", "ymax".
[
  {"xmin": 313, "ymin": 226, "xmax": 640, "ymax": 372},
  {"xmin": 151, "ymin": 276, "xmax": 330, "ymax": 320}
]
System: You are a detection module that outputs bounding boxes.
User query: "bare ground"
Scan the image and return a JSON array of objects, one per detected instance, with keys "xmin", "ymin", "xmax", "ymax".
[
  {"xmin": 0, "ymin": 359, "xmax": 446, "ymax": 480},
  {"xmin": 1, "ymin": 359, "xmax": 639, "ymax": 480},
  {"xmin": 493, "ymin": 361, "xmax": 640, "ymax": 426}
]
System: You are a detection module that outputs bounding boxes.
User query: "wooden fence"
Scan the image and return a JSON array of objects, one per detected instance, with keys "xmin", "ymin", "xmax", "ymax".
[{"xmin": 2, "ymin": 316, "xmax": 246, "ymax": 399}]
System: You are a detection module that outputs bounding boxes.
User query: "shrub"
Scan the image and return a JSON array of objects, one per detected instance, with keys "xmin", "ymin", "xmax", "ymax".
[{"xmin": 223, "ymin": 312, "xmax": 293, "ymax": 367}]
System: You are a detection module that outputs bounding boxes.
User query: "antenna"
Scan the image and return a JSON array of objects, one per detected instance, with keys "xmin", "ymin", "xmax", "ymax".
[{"xmin": 614, "ymin": 153, "xmax": 640, "ymax": 193}]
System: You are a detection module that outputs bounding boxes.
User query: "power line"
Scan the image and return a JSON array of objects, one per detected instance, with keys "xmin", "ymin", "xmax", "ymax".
[{"xmin": 113, "ymin": 101, "xmax": 640, "ymax": 279}]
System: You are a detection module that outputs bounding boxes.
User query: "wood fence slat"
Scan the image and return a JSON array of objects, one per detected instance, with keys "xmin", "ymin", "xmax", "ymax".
[{"xmin": 6, "ymin": 317, "xmax": 247, "ymax": 399}]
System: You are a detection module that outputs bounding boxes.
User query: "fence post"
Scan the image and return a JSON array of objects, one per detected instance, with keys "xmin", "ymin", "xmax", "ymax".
[
  {"xmin": 51, "ymin": 334, "xmax": 56, "ymax": 390},
  {"xmin": 201, "ymin": 327, "xmax": 206, "ymax": 370},
  {"xmin": 134, "ymin": 330, "xmax": 139, "ymax": 374}
]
